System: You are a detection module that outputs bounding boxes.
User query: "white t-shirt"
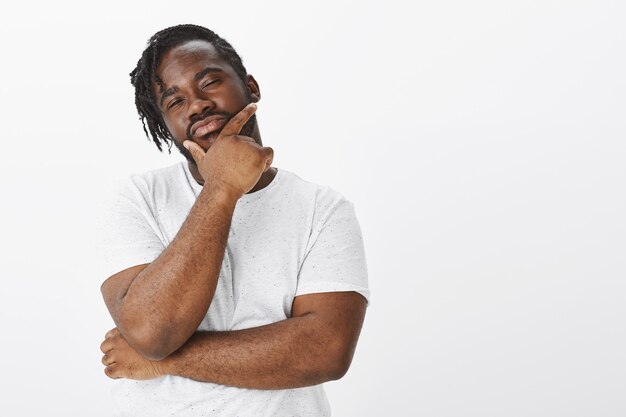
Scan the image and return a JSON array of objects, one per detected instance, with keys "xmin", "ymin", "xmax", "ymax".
[{"xmin": 100, "ymin": 162, "xmax": 369, "ymax": 417}]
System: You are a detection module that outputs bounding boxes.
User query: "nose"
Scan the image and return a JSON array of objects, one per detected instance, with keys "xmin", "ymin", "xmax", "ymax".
[{"xmin": 187, "ymin": 94, "xmax": 215, "ymax": 120}]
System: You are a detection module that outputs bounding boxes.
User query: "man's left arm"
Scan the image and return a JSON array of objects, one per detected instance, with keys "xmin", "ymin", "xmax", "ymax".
[{"xmin": 101, "ymin": 290, "xmax": 366, "ymax": 389}]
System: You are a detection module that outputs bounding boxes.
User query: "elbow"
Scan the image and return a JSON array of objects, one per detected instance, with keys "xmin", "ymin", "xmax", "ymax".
[
  {"xmin": 116, "ymin": 320, "xmax": 175, "ymax": 361},
  {"xmin": 318, "ymin": 342, "xmax": 355, "ymax": 382},
  {"xmin": 132, "ymin": 339, "xmax": 171, "ymax": 362},
  {"xmin": 301, "ymin": 324, "xmax": 361, "ymax": 384},
  {"xmin": 296, "ymin": 345, "xmax": 353, "ymax": 386},
  {"xmin": 100, "ymin": 294, "xmax": 170, "ymax": 360},
  {"xmin": 325, "ymin": 351, "xmax": 353, "ymax": 381},
  {"xmin": 100, "ymin": 280, "xmax": 118, "ymax": 315}
]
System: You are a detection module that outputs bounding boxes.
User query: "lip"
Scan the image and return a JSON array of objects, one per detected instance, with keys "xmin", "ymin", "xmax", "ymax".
[{"xmin": 191, "ymin": 116, "xmax": 227, "ymax": 138}]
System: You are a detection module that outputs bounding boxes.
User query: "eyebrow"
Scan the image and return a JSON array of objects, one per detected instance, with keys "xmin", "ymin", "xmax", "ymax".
[
  {"xmin": 159, "ymin": 86, "xmax": 179, "ymax": 107},
  {"xmin": 194, "ymin": 66, "xmax": 223, "ymax": 82},
  {"xmin": 159, "ymin": 67, "xmax": 224, "ymax": 107}
]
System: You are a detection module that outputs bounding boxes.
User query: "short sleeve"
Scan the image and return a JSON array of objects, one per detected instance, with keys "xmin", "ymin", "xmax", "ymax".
[
  {"xmin": 295, "ymin": 198, "xmax": 370, "ymax": 303},
  {"xmin": 97, "ymin": 179, "xmax": 166, "ymax": 281}
]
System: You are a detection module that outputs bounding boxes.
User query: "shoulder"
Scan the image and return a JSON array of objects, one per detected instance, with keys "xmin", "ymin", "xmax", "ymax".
[
  {"xmin": 114, "ymin": 162, "xmax": 189, "ymax": 204},
  {"xmin": 276, "ymin": 169, "xmax": 354, "ymax": 226},
  {"xmin": 127, "ymin": 162, "xmax": 187, "ymax": 193},
  {"xmin": 278, "ymin": 169, "xmax": 345, "ymax": 199}
]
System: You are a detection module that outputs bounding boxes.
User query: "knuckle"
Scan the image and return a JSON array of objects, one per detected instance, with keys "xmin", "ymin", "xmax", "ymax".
[{"xmin": 100, "ymin": 341, "xmax": 110, "ymax": 353}]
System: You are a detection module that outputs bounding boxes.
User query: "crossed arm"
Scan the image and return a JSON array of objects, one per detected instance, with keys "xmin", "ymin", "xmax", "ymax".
[
  {"xmin": 101, "ymin": 277, "xmax": 366, "ymax": 389},
  {"xmin": 100, "ymin": 104, "xmax": 367, "ymax": 389},
  {"xmin": 100, "ymin": 184, "xmax": 367, "ymax": 389},
  {"xmin": 100, "ymin": 187, "xmax": 367, "ymax": 389}
]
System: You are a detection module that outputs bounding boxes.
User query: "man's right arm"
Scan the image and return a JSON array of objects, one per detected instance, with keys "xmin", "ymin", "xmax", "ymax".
[
  {"xmin": 100, "ymin": 103, "xmax": 273, "ymax": 361},
  {"xmin": 101, "ymin": 184, "xmax": 238, "ymax": 361}
]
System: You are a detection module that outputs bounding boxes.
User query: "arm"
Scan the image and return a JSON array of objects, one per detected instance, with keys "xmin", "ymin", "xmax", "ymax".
[
  {"xmin": 100, "ymin": 104, "xmax": 274, "ymax": 360},
  {"xmin": 100, "ymin": 187, "xmax": 236, "ymax": 360},
  {"xmin": 101, "ymin": 291, "xmax": 367, "ymax": 389}
]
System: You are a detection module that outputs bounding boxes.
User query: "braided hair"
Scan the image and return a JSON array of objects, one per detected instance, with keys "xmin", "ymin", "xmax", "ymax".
[{"xmin": 130, "ymin": 24, "xmax": 248, "ymax": 152}]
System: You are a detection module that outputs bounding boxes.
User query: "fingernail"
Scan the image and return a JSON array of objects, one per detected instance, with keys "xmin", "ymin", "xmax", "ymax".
[{"xmin": 183, "ymin": 141, "xmax": 190, "ymax": 150}]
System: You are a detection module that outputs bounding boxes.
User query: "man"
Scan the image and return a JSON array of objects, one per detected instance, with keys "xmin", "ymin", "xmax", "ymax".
[{"xmin": 99, "ymin": 24, "xmax": 369, "ymax": 417}]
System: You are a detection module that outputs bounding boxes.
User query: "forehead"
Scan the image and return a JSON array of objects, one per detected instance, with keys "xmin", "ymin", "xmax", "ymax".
[{"xmin": 155, "ymin": 40, "xmax": 229, "ymax": 88}]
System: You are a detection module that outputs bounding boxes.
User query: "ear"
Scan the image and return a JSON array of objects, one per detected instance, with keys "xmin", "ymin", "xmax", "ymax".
[{"xmin": 246, "ymin": 74, "xmax": 261, "ymax": 103}]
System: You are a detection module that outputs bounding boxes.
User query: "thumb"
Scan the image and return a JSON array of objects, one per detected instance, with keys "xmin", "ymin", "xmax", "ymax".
[{"xmin": 183, "ymin": 140, "xmax": 205, "ymax": 165}]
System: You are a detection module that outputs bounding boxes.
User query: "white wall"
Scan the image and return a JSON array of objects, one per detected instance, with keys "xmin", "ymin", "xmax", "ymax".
[{"xmin": 0, "ymin": 0, "xmax": 624, "ymax": 415}]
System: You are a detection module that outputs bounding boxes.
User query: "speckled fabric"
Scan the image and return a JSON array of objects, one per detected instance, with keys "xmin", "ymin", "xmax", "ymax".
[{"xmin": 100, "ymin": 162, "xmax": 369, "ymax": 417}]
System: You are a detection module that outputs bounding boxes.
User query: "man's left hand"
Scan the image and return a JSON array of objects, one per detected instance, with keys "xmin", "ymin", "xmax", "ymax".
[{"xmin": 100, "ymin": 328, "xmax": 164, "ymax": 380}]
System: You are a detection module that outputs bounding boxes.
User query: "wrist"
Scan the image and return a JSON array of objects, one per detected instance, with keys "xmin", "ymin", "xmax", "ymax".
[{"xmin": 201, "ymin": 179, "xmax": 242, "ymax": 206}]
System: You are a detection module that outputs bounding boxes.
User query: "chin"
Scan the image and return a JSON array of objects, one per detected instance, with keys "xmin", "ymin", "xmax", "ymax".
[{"xmin": 200, "ymin": 131, "xmax": 220, "ymax": 143}]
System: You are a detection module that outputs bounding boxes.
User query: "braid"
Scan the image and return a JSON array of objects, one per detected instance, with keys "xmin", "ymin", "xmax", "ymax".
[{"xmin": 130, "ymin": 24, "xmax": 248, "ymax": 152}]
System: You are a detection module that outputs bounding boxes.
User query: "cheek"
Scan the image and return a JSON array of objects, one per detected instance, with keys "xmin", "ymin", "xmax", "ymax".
[{"xmin": 162, "ymin": 115, "xmax": 185, "ymax": 138}]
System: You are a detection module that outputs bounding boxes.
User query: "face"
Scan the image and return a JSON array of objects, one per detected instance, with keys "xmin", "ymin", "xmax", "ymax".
[{"xmin": 153, "ymin": 40, "xmax": 260, "ymax": 162}]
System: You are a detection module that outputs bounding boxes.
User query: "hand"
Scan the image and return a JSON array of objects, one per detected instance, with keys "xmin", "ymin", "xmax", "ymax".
[
  {"xmin": 100, "ymin": 328, "xmax": 164, "ymax": 380},
  {"xmin": 183, "ymin": 103, "xmax": 274, "ymax": 198}
]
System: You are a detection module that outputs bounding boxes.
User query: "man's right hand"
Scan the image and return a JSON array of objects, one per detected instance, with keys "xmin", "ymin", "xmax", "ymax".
[{"xmin": 183, "ymin": 103, "xmax": 274, "ymax": 199}]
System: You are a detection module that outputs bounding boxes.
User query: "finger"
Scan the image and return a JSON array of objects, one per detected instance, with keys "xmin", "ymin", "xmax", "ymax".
[
  {"xmin": 228, "ymin": 138, "xmax": 273, "ymax": 169},
  {"xmin": 261, "ymin": 146, "xmax": 274, "ymax": 161},
  {"xmin": 102, "ymin": 353, "xmax": 116, "ymax": 366},
  {"xmin": 105, "ymin": 365, "xmax": 119, "ymax": 379},
  {"xmin": 228, "ymin": 137, "xmax": 273, "ymax": 165},
  {"xmin": 105, "ymin": 328, "xmax": 119, "ymax": 338},
  {"xmin": 230, "ymin": 135, "xmax": 261, "ymax": 146},
  {"xmin": 220, "ymin": 103, "xmax": 257, "ymax": 137},
  {"xmin": 100, "ymin": 339, "xmax": 112, "ymax": 353},
  {"xmin": 183, "ymin": 140, "xmax": 206, "ymax": 165},
  {"xmin": 261, "ymin": 146, "xmax": 274, "ymax": 170}
]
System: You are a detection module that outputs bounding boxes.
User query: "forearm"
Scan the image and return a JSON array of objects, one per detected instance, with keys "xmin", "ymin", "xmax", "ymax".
[
  {"xmin": 106, "ymin": 184, "xmax": 238, "ymax": 359},
  {"xmin": 159, "ymin": 315, "xmax": 347, "ymax": 389},
  {"xmin": 101, "ymin": 293, "xmax": 366, "ymax": 387}
]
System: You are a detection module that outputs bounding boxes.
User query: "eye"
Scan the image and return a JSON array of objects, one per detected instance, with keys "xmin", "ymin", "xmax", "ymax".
[
  {"xmin": 167, "ymin": 98, "xmax": 183, "ymax": 110},
  {"xmin": 201, "ymin": 79, "xmax": 219, "ymax": 90}
]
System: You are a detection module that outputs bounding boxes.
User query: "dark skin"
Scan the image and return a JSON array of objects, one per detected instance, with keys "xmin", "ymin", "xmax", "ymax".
[
  {"xmin": 155, "ymin": 40, "xmax": 276, "ymax": 191},
  {"xmin": 100, "ymin": 40, "xmax": 367, "ymax": 389}
]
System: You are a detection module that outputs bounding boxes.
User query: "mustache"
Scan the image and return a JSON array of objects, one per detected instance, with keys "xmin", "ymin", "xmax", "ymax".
[{"xmin": 186, "ymin": 109, "xmax": 233, "ymax": 140}]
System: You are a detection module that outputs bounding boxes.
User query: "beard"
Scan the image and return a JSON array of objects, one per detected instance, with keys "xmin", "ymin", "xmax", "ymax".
[{"xmin": 173, "ymin": 112, "xmax": 258, "ymax": 164}]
